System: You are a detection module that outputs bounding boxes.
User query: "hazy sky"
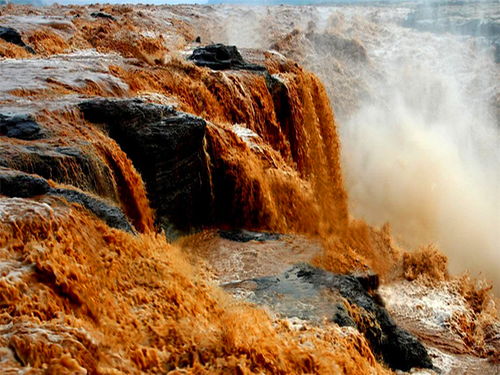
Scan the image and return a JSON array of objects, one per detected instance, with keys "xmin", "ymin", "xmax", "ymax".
[{"xmin": 44, "ymin": 0, "xmax": 209, "ymax": 4}]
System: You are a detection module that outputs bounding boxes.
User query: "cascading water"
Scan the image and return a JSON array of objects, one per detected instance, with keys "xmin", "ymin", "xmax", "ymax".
[{"xmin": 0, "ymin": 3, "xmax": 498, "ymax": 374}]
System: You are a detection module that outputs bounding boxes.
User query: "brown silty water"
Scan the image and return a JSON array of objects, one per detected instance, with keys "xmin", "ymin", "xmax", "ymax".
[{"xmin": 0, "ymin": 3, "xmax": 498, "ymax": 374}]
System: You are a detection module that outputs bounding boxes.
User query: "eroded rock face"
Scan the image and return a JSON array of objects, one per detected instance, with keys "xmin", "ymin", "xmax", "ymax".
[
  {"xmin": 79, "ymin": 98, "xmax": 213, "ymax": 237},
  {"xmin": 0, "ymin": 114, "xmax": 44, "ymax": 140},
  {"xmin": 188, "ymin": 44, "xmax": 266, "ymax": 71},
  {"xmin": 224, "ymin": 263, "xmax": 434, "ymax": 372}
]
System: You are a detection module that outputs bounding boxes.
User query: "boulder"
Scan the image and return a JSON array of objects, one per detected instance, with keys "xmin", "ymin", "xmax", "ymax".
[
  {"xmin": 188, "ymin": 44, "xmax": 266, "ymax": 71},
  {"xmin": 79, "ymin": 98, "xmax": 213, "ymax": 237},
  {"xmin": 0, "ymin": 113, "xmax": 44, "ymax": 140},
  {"xmin": 352, "ymin": 270, "xmax": 380, "ymax": 293},
  {"xmin": 224, "ymin": 263, "xmax": 433, "ymax": 372},
  {"xmin": 90, "ymin": 12, "xmax": 116, "ymax": 21},
  {"xmin": 0, "ymin": 26, "xmax": 35, "ymax": 53},
  {"xmin": 381, "ymin": 325, "xmax": 434, "ymax": 372}
]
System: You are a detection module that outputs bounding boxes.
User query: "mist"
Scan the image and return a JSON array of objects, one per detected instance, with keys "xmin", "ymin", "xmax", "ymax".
[{"xmin": 336, "ymin": 6, "xmax": 500, "ymax": 289}]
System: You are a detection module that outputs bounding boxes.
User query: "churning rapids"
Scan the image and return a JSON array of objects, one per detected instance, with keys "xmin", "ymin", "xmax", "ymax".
[{"xmin": 0, "ymin": 2, "xmax": 498, "ymax": 375}]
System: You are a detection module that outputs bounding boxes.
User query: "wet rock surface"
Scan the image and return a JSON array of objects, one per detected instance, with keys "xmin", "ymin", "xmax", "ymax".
[
  {"xmin": 0, "ymin": 142, "xmax": 118, "ymax": 200},
  {"xmin": 188, "ymin": 44, "xmax": 266, "ymax": 71},
  {"xmin": 225, "ymin": 263, "xmax": 434, "ymax": 372},
  {"xmin": 48, "ymin": 188, "xmax": 133, "ymax": 232},
  {"xmin": 0, "ymin": 168, "xmax": 50, "ymax": 198},
  {"xmin": 0, "ymin": 26, "xmax": 34, "ymax": 53},
  {"xmin": 90, "ymin": 12, "xmax": 116, "ymax": 21},
  {"xmin": 79, "ymin": 98, "xmax": 213, "ymax": 236},
  {"xmin": 218, "ymin": 229, "xmax": 281, "ymax": 242},
  {"xmin": 0, "ymin": 168, "xmax": 132, "ymax": 232},
  {"xmin": 0, "ymin": 113, "xmax": 44, "ymax": 140},
  {"xmin": 352, "ymin": 270, "xmax": 380, "ymax": 293}
]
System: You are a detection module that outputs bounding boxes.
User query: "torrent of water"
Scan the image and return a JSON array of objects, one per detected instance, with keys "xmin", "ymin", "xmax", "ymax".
[{"xmin": 0, "ymin": 3, "xmax": 498, "ymax": 374}]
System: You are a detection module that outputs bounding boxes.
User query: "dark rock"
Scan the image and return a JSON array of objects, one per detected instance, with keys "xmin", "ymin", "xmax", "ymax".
[
  {"xmin": 195, "ymin": 36, "xmax": 201, "ymax": 43},
  {"xmin": 48, "ymin": 188, "xmax": 133, "ymax": 232},
  {"xmin": 352, "ymin": 270, "xmax": 380, "ymax": 292},
  {"xmin": 219, "ymin": 229, "xmax": 281, "ymax": 242},
  {"xmin": 90, "ymin": 12, "xmax": 116, "ymax": 21},
  {"xmin": 0, "ymin": 26, "xmax": 25, "ymax": 46},
  {"xmin": 188, "ymin": 44, "xmax": 266, "ymax": 71},
  {"xmin": 0, "ymin": 114, "xmax": 44, "ymax": 140},
  {"xmin": 0, "ymin": 142, "xmax": 118, "ymax": 201},
  {"xmin": 0, "ymin": 168, "xmax": 132, "ymax": 232},
  {"xmin": 331, "ymin": 303, "xmax": 356, "ymax": 327},
  {"xmin": 0, "ymin": 26, "xmax": 35, "ymax": 54},
  {"xmin": 0, "ymin": 168, "xmax": 50, "ymax": 198},
  {"xmin": 381, "ymin": 326, "xmax": 434, "ymax": 372},
  {"xmin": 264, "ymin": 72, "xmax": 303, "ymax": 167},
  {"xmin": 79, "ymin": 98, "xmax": 213, "ymax": 237},
  {"xmin": 224, "ymin": 263, "xmax": 433, "ymax": 372}
]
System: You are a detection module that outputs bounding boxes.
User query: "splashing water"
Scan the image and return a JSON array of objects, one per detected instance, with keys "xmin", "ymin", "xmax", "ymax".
[{"xmin": 337, "ymin": 7, "xmax": 500, "ymax": 289}]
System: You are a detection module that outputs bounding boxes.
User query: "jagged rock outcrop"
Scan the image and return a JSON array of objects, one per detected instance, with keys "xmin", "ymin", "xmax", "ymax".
[
  {"xmin": 225, "ymin": 263, "xmax": 434, "ymax": 372},
  {"xmin": 90, "ymin": 12, "xmax": 116, "ymax": 21},
  {"xmin": 0, "ymin": 5, "xmax": 497, "ymax": 375},
  {"xmin": 0, "ymin": 115, "xmax": 153, "ymax": 232},
  {"xmin": 79, "ymin": 98, "xmax": 213, "ymax": 237},
  {"xmin": 0, "ymin": 113, "xmax": 45, "ymax": 140},
  {"xmin": 188, "ymin": 44, "xmax": 266, "ymax": 71}
]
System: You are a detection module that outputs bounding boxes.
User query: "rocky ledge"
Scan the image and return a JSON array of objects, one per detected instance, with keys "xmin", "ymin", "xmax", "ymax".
[
  {"xmin": 188, "ymin": 44, "xmax": 266, "ymax": 71},
  {"xmin": 79, "ymin": 98, "xmax": 213, "ymax": 237},
  {"xmin": 224, "ymin": 263, "xmax": 434, "ymax": 372},
  {"xmin": 0, "ymin": 168, "xmax": 133, "ymax": 232}
]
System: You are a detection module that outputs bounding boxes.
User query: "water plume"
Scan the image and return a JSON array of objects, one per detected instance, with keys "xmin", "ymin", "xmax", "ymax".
[{"xmin": 340, "ymin": 17, "xmax": 500, "ymax": 289}]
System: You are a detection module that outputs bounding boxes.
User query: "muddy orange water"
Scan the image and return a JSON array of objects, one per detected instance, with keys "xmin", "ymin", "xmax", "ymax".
[{"xmin": 0, "ymin": 4, "xmax": 498, "ymax": 374}]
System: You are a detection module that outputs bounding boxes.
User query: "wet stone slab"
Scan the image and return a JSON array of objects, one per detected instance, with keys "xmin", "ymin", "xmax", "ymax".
[{"xmin": 224, "ymin": 263, "xmax": 434, "ymax": 372}]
